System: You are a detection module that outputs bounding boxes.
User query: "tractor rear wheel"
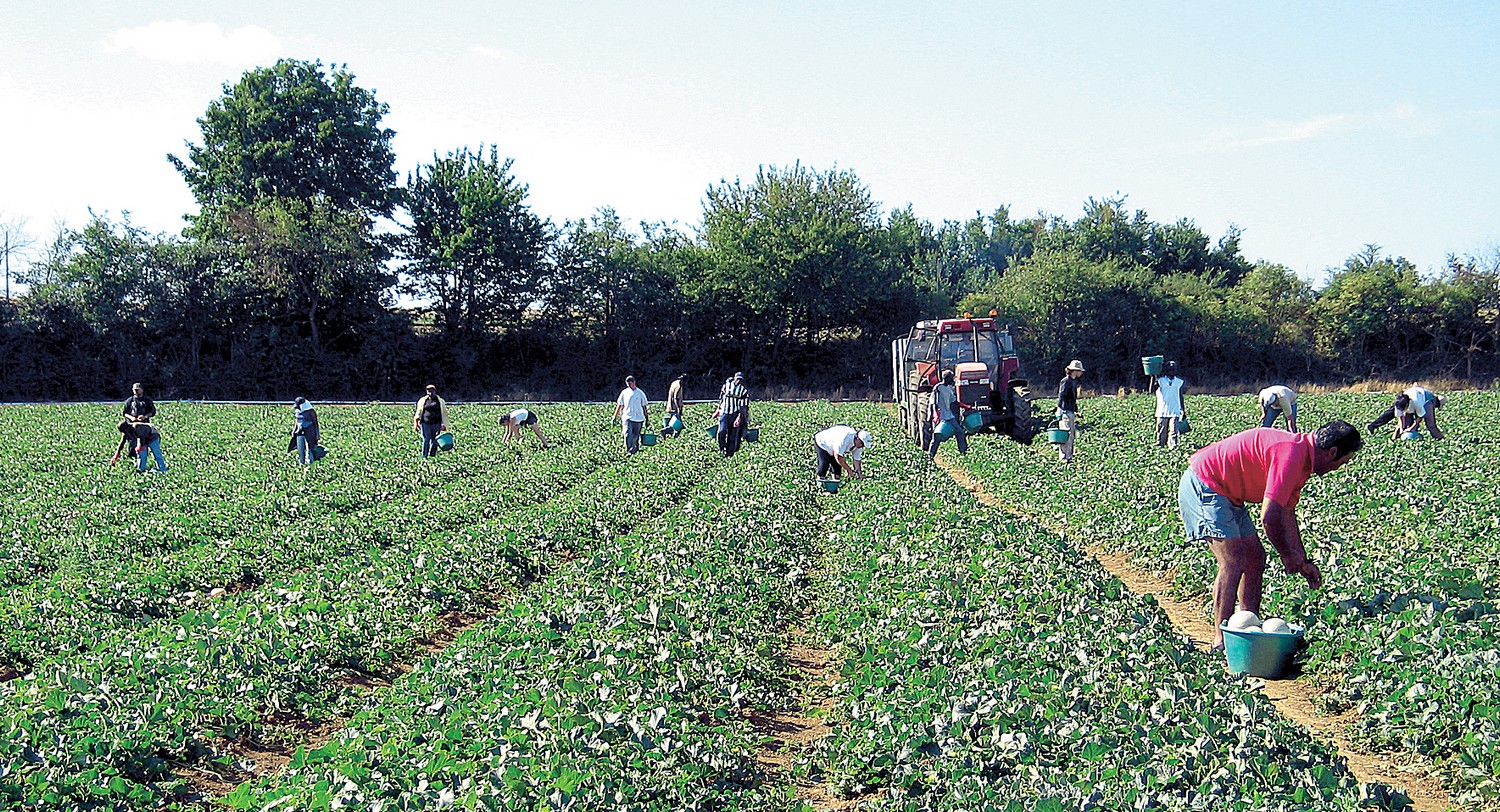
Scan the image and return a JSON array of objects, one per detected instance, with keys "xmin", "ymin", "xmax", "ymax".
[{"xmin": 1004, "ymin": 383, "xmax": 1037, "ymax": 444}]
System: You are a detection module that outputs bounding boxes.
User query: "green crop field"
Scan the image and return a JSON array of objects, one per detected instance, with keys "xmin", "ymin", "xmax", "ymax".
[{"xmin": 0, "ymin": 397, "xmax": 1491, "ymax": 810}]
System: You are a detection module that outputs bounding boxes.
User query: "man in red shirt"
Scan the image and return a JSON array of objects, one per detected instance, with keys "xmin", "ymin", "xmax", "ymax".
[{"xmin": 1179, "ymin": 421, "xmax": 1363, "ymax": 648}]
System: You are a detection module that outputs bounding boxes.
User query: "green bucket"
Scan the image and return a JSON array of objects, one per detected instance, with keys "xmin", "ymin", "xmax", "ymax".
[
  {"xmin": 935, "ymin": 420, "xmax": 957, "ymax": 440},
  {"xmin": 1046, "ymin": 427, "xmax": 1069, "ymax": 444},
  {"xmin": 818, "ymin": 478, "xmax": 840, "ymax": 494},
  {"xmin": 744, "ymin": 427, "xmax": 760, "ymax": 443},
  {"xmin": 435, "ymin": 431, "xmax": 455, "ymax": 451},
  {"xmin": 963, "ymin": 412, "xmax": 986, "ymax": 431},
  {"xmin": 641, "ymin": 433, "xmax": 658, "ymax": 447},
  {"xmin": 1142, "ymin": 355, "xmax": 1165, "ymax": 376},
  {"xmin": 1221, "ymin": 623, "xmax": 1303, "ymax": 678}
]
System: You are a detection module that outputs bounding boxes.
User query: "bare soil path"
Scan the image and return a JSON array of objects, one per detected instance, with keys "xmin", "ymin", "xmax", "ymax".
[
  {"xmin": 752, "ymin": 625, "xmax": 863, "ymax": 810},
  {"xmin": 937, "ymin": 457, "xmax": 1454, "ymax": 812}
]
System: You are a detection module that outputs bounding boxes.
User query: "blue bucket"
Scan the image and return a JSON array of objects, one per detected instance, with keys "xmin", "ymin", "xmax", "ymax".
[
  {"xmin": 1400, "ymin": 430, "xmax": 1422, "ymax": 441},
  {"xmin": 935, "ymin": 420, "xmax": 957, "ymax": 440},
  {"xmin": 665, "ymin": 415, "xmax": 683, "ymax": 432},
  {"xmin": 1142, "ymin": 355, "xmax": 1165, "ymax": 376},
  {"xmin": 435, "ymin": 431, "xmax": 455, "ymax": 451},
  {"xmin": 641, "ymin": 433, "xmax": 658, "ymax": 447},
  {"xmin": 963, "ymin": 412, "xmax": 986, "ymax": 431},
  {"xmin": 706, "ymin": 424, "xmax": 718, "ymax": 438},
  {"xmin": 1221, "ymin": 623, "xmax": 1303, "ymax": 678},
  {"xmin": 818, "ymin": 478, "xmax": 840, "ymax": 494},
  {"xmin": 744, "ymin": 427, "xmax": 760, "ymax": 443}
]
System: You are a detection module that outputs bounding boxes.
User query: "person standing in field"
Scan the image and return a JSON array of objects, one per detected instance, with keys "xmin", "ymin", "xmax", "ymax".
[
  {"xmin": 1367, "ymin": 386, "xmax": 1446, "ymax": 440},
  {"xmin": 716, "ymin": 372, "xmax": 751, "ymax": 457},
  {"xmin": 499, "ymin": 407, "xmax": 549, "ymax": 446},
  {"xmin": 663, "ymin": 374, "xmax": 686, "ymax": 437},
  {"xmin": 929, "ymin": 368, "xmax": 971, "ymax": 459},
  {"xmin": 1258, "ymin": 385, "xmax": 1298, "ymax": 431},
  {"xmin": 814, "ymin": 425, "xmax": 870, "ymax": 480},
  {"xmin": 1150, "ymin": 361, "xmax": 1188, "ymax": 449},
  {"xmin": 122, "ymin": 382, "xmax": 156, "ymax": 424},
  {"xmin": 613, "ymin": 376, "xmax": 649, "ymax": 455},
  {"xmin": 119, "ymin": 420, "xmax": 169, "ymax": 473},
  {"xmin": 1179, "ymin": 421, "xmax": 1362, "ymax": 650},
  {"xmin": 1056, "ymin": 359, "xmax": 1085, "ymax": 462},
  {"xmin": 289, "ymin": 397, "xmax": 320, "ymax": 465},
  {"xmin": 413, "ymin": 384, "xmax": 449, "ymax": 458}
]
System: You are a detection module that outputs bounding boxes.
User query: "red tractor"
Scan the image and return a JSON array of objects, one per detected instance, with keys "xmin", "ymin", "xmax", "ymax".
[{"xmin": 891, "ymin": 315, "xmax": 1037, "ymax": 451}]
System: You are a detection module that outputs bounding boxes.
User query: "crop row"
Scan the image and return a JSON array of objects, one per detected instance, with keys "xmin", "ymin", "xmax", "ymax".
[
  {"xmin": 0, "ymin": 405, "xmax": 634, "ymax": 672},
  {"xmin": 0, "ymin": 403, "xmax": 753, "ymax": 809},
  {"xmin": 952, "ymin": 391, "xmax": 1499, "ymax": 808},
  {"xmin": 216, "ymin": 408, "xmax": 829, "ymax": 810},
  {"xmin": 798, "ymin": 401, "xmax": 1403, "ymax": 811}
]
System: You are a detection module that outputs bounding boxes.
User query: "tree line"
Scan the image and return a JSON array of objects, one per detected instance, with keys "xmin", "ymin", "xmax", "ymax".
[{"xmin": 2, "ymin": 59, "xmax": 1496, "ymax": 402}]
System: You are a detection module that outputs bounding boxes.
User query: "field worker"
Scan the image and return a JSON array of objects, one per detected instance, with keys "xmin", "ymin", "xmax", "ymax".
[
  {"xmin": 663, "ymin": 374, "xmax": 687, "ymax": 437},
  {"xmin": 929, "ymin": 368, "xmax": 972, "ymax": 458},
  {"xmin": 122, "ymin": 382, "xmax": 156, "ymax": 424},
  {"xmin": 289, "ymin": 397, "xmax": 320, "ymax": 465},
  {"xmin": 1367, "ymin": 386, "xmax": 1445, "ymax": 440},
  {"xmin": 413, "ymin": 384, "xmax": 449, "ymax": 458},
  {"xmin": 1150, "ymin": 361, "xmax": 1188, "ymax": 449},
  {"xmin": 1056, "ymin": 359, "xmax": 1085, "ymax": 462},
  {"xmin": 612, "ymin": 375, "xmax": 649, "ymax": 455},
  {"xmin": 1179, "ymin": 421, "xmax": 1363, "ymax": 650},
  {"xmin": 716, "ymin": 372, "xmax": 751, "ymax": 457},
  {"xmin": 119, "ymin": 419, "xmax": 169, "ymax": 473},
  {"xmin": 499, "ymin": 407, "xmax": 549, "ymax": 446},
  {"xmin": 1258, "ymin": 385, "xmax": 1298, "ymax": 431},
  {"xmin": 814, "ymin": 425, "xmax": 870, "ymax": 480}
]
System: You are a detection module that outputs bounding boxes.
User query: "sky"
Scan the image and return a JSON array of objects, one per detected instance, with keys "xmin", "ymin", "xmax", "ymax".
[{"xmin": 1, "ymin": 1, "xmax": 1497, "ymax": 285}]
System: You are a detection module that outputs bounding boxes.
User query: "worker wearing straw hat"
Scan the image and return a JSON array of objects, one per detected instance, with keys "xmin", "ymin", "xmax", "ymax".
[{"xmin": 1056, "ymin": 359, "xmax": 1085, "ymax": 462}]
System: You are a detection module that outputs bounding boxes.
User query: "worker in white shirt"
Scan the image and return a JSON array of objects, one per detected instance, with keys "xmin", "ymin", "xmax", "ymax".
[
  {"xmin": 814, "ymin": 425, "xmax": 871, "ymax": 480},
  {"xmin": 499, "ymin": 407, "xmax": 549, "ymax": 446},
  {"xmin": 1150, "ymin": 361, "xmax": 1188, "ymax": 449},
  {"xmin": 1258, "ymin": 385, "xmax": 1298, "ymax": 432},
  {"xmin": 1368, "ymin": 386, "xmax": 1445, "ymax": 440}
]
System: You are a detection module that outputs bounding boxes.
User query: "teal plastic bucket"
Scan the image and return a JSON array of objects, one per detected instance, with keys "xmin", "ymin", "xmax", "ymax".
[
  {"xmin": 435, "ymin": 431, "xmax": 455, "ymax": 451},
  {"xmin": 641, "ymin": 433, "xmax": 658, "ymax": 447},
  {"xmin": 963, "ymin": 412, "xmax": 986, "ymax": 431},
  {"xmin": 1046, "ymin": 427, "xmax": 1069, "ymax": 444},
  {"xmin": 1401, "ymin": 430, "xmax": 1422, "ymax": 441},
  {"xmin": 744, "ymin": 427, "xmax": 760, "ymax": 443},
  {"xmin": 1142, "ymin": 355, "xmax": 1165, "ymax": 376},
  {"xmin": 1221, "ymin": 623, "xmax": 1303, "ymax": 678},
  {"xmin": 666, "ymin": 415, "xmax": 683, "ymax": 432},
  {"xmin": 935, "ymin": 420, "xmax": 957, "ymax": 440},
  {"xmin": 706, "ymin": 424, "xmax": 718, "ymax": 438},
  {"xmin": 818, "ymin": 478, "xmax": 840, "ymax": 494}
]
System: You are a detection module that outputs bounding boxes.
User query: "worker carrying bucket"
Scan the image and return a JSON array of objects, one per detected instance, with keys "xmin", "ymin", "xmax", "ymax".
[{"xmin": 1178, "ymin": 421, "xmax": 1362, "ymax": 651}]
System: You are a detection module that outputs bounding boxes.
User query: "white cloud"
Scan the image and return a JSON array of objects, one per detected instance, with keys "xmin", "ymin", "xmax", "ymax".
[
  {"xmin": 470, "ymin": 44, "xmax": 518, "ymax": 62},
  {"xmin": 102, "ymin": 20, "xmax": 280, "ymax": 66},
  {"xmin": 1233, "ymin": 113, "xmax": 1351, "ymax": 148}
]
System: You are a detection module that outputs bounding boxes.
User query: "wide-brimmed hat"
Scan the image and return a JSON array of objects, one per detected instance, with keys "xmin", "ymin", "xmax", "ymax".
[{"xmin": 1066, "ymin": 359, "xmax": 1086, "ymax": 372}]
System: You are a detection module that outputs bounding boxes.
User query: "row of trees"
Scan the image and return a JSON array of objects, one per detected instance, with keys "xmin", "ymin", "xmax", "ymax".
[{"xmin": 2, "ymin": 59, "xmax": 1496, "ymax": 401}]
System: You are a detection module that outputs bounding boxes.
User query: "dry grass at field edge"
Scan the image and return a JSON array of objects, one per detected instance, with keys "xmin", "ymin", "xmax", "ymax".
[{"xmin": 935, "ymin": 458, "xmax": 1456, "ymax": 812}]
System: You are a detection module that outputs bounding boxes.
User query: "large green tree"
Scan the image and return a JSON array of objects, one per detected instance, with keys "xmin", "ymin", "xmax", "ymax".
[
  {"xmin": 699, "ymin": 164, "xmax": 896, "ymax": 370},
  {"xmin": 402, "ymin": 146, "xmax": 550, "ymax": 336},
  {"xmin": 170, "ymin": 59, "xmax": 398, "ymax": 357}
]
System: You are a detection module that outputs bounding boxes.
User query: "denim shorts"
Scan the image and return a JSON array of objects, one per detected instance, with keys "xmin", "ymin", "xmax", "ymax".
[{"xmin": 1178, "ymin": 469, "xmax": 1256, "ymax": 541}]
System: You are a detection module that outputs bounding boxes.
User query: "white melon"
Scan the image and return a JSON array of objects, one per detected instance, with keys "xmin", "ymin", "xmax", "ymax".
[
  {"xmin": 1226, "ymin": 610, "xmax": 1262, "ymax": 630},
  {"xmin": 1261, "ymin": 618, "xmax": 1294, "ymax": 634}
]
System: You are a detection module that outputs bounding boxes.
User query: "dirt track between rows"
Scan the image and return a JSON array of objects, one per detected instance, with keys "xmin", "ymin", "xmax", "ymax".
[{"xmin": 936, "ymin": 458, "xmax": 1453, "ymax": 812}]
